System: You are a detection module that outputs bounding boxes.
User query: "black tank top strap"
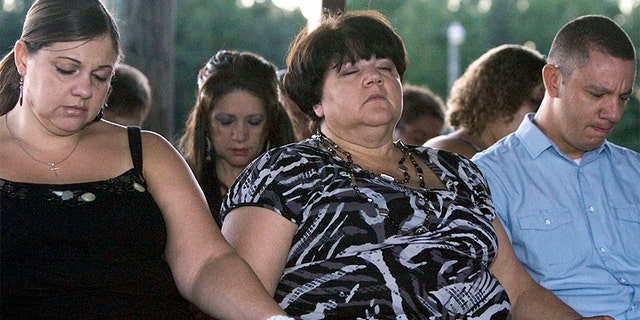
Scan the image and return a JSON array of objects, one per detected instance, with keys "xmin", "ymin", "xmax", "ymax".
[{"xmin": 127, "ymin": 126, "xmax": 143, "ymax": 173}]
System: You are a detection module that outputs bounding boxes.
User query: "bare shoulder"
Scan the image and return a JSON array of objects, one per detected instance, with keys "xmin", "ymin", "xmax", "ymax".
[
  {"xmin": 138, "ymin": 129, "xmax": 183, "ymax": 162},
  {"xmin": 424, "ymin": 135, "xmax": 477, "ymax": 158},
  {"xmin": 136, "ymin": 129, "xmax": 192, "ymax": 182},
  {"xmin": 423, "ymin": 134, "xmax": 452, "ymax": 148}
]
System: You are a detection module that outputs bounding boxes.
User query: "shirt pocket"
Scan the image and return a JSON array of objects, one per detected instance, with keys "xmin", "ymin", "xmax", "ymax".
[
  {"xmin": 613, "ymin": 204, "xmax": 640, "ymax": 259},
  {"xmin": 516, "ymin": 209, "xmax": 581, "ymax": 272}
]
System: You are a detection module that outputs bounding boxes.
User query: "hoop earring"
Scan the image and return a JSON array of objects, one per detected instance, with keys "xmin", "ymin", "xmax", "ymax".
[
  {"xmin": 19, "ymin": 78, "xmax": 24, "ymax": 106},
  {"xmin": 93, "ymin": 104, "xmax": 105, "ymax": 122}
]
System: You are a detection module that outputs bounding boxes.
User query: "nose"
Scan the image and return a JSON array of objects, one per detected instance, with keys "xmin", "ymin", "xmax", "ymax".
[
  {"xmin": 363, "ymin": 69, "xmax": 384, "ymax": 87},
  {"xmin": 600, "ymin": 98, "xmax": 624, "ymax": 123},
  {"xmin": 231, "ymin": 123, "xmax": 249, "ymax": 142},
  {"xmin": 71, "ymin": 76, "xmax": 93, "ymax": 99}
]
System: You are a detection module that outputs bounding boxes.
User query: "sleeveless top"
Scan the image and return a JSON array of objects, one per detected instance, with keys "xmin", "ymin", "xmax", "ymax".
[
  {"xmin": 221, "ymin": 138, "xmax": 511, "ymax": 319},
  {"xmin": 1, "ymin": 127, "xmax": 189, "ymax": 319}
]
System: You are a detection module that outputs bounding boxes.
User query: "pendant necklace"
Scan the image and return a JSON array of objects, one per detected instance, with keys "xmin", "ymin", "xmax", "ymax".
[
  {"xmin": 315, "ymin": 132, "xmax": 430, "ymax": 235},
  {"xmin": 5, "ymin": 115, "xmax": 84, "ymax": 176}
]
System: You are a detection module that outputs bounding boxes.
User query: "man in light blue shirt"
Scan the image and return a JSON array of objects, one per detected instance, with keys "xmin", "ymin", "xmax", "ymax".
[{"xmin": 473, "ymin": 15, "xmax": 638, "ymax": 319}]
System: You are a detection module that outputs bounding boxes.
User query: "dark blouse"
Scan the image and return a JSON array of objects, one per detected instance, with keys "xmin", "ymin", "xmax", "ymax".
[
  {"xmin": 202, "ymin": 161, "xmax": 225, "ymax": 227},
  {"xmin": 1, "ymin": 127, "xmax": 189, "ymax": 319},
  {"xmin": 221, "ymin": 138, "xmax": 511, "ymax": 319}
]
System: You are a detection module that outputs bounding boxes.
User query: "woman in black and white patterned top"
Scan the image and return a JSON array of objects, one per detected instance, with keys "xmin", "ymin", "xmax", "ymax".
[{"xmin": 220, "ymin": 10, "xmax": 599, "ymax": 320}]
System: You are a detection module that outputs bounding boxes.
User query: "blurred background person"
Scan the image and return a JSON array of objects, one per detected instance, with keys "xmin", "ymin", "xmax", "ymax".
[
  {"xmin": 177, "ymin": 50, "xmax": 294, "ymax": 227},
  {"xmin": 393, "ymin": 83, "xmax": 446, "ymax": 145},
  {"xmin": 277, "ymin": 69, "xmax": 313, "ymax": 141},
  {"xmin": 425, "ymin": 44, "xmax": 546, "ymax": 158},
  {"xmin": 103, "ymin": 63, "xmax": 151, "ymax": 126}
]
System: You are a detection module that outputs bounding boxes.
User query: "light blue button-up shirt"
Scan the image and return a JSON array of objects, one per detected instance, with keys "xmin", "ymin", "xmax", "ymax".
[{"xmin": 473, "ymin": 113, "xmax": 640, "ymax": 319}]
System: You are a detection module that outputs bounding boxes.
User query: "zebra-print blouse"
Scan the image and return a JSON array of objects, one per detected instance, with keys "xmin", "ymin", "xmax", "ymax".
[{"xmin": 221, "ymin": 138, "xmax": 511, "ymax": 319}]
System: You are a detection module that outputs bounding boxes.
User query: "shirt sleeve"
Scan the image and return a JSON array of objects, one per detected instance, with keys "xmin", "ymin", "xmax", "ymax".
[{"xmin": 219, "ymin": 144, "xmax": 326, "ymax": 225}]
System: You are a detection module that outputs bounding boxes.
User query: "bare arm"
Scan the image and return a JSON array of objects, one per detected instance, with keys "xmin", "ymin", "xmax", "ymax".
[
  {"xmin": 141, "ymin": 131, "xmax": 287, "ymax": 319},
  {"xmin": 489, "ymin": 219, "xmax": 612, "ymax": 320},
  {"xmin": 221, "ymin": 206, "xmax": 297, "ymax": 296}
]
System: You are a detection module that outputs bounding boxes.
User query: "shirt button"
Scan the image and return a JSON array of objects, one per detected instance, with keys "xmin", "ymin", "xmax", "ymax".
[
  {"xmin": 545, "ymin": 219, "xmax": 551, "ymax": 225},
  {"xmin": 588, "ymin": 206, "xmax": 595, "ymax": 212},
  {"xmin": 600, "ymin": 247, "xmax": 606, "ymax": 253},
  {"xmin": 620, "ymin": 278, "xmax": 627, "ymax": 284}
]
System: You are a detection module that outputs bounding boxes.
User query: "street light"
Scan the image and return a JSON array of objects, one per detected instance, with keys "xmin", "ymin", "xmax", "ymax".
[{"xmin": 447, "ymin": 21, "xmax": 466, "ymax": 93}]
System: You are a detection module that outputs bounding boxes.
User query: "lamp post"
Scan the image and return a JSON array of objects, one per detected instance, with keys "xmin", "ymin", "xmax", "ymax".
[{"xmin": 447, "ymin": 21, "xmax": 466, "ymax": 93}]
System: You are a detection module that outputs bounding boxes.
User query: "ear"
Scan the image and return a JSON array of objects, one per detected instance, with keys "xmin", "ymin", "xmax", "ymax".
[
  {"xmin": 542, "ymin": 64, "xmax": 561, "ymax": 98},
  {"xmin": 313, "ymin": 103, "xmax": 324, "ymax": 118},
  {"xmin": 13, "ymin": 40, "xmax": 28, "ymax": 77}
]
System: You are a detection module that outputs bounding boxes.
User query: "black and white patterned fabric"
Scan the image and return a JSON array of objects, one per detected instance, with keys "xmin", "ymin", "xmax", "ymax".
[{"xmin": 221, "ymin": 138, "xmax": 511, "ymax": 319}]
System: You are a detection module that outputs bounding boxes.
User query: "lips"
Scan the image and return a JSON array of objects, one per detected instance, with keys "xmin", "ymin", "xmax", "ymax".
[
  {"xmin": 591, "ymin": 124, "xmax": 613, "ymax": 136},
  {"xmin": 64, "ymin": 105, "xmax": 89, "ymax": 116},
  {"xmin": 366, "ymin": 94, "xmax": 386, "ymax": 102},
  {"xmin": 231, "ymin": 148, "xmax": 249, "ymax": 157}
]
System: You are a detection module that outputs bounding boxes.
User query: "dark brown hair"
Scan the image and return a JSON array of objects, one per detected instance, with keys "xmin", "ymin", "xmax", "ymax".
[
  {"xmin": 447, "ymin": 44, "xmax": 546, "ymax": 134},
  {"xmin": 398, "ymin": 84, "xmax": 446, "ymax": 128},
  {"xmin": 105, "ymin": 64, "xmax": 151, "ymax": 121}
]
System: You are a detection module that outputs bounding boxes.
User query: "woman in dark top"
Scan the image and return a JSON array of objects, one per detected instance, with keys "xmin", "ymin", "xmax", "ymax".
[
  {"xmin": 0, "ymin": 1, "xmax": 289, "ymax": 319},
  {"xmin": 218, "ymin": 10, "xmax": 604, "ymax": 320},
  {"xmin": 178, "ymin": 50, "xmax": 294, "ymax": 226}
]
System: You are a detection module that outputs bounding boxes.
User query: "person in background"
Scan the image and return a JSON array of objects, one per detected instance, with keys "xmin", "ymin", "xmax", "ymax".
[
  {"xmin": 217, "ymin": 10, "xmax": 610, "ymax": 319},
  {"xmin": 393, "ymin": 83, "xmax": 446, "ymax": 145},
  {"xmin": 473, "ymin": 15, "xmax": 638, "ymax": 319},
  {"xmin": 177, "ymin": 50, "xmax": 294, "ymax": 227},
  {"xmin": 0, "ymin": 1, "xmax": 290, "ymax": 319},
  {"xmin": 425, "ymin": 44, "xmax": 546, "ymax": 158},
  {"xmin": 277, "ymin": 69, "xmax": 313, "ymax": 141},
  {"xmin": 103, "ymin": 63, "xmax": 151, "ymax": 126}
]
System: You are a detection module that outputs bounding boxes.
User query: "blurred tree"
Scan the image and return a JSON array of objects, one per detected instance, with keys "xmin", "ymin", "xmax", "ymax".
[
  {"xmin": 1, "ymin": 0, "xmax": 637, "ymax": 150},
  {"xmin": 105, "ymin": 0, "xmax": 176, "ymax": 137}
]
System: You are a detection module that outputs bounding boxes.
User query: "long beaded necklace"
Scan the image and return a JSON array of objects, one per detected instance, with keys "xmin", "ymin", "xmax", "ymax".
[
  {"xmin": 5, "ymin": 115, "xmax": 84, "ymax": 176},
  {"xmin": 315, "ymin": 132, "xmax": 430, "ymax": 235}
]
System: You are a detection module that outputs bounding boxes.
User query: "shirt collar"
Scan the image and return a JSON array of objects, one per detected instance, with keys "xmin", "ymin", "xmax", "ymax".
[{"xmin": 515, "ymin": 113, "xmax": 611, "ymax": 161}]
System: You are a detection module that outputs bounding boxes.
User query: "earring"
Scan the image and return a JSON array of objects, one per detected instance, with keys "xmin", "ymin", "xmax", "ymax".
[
  {"xmin": 205, "ymin": 137, "xmax": 213, "ymax": 162},
  {"xmin": 19, "ymin": 78, "xmax": 24, "ymax": 106},
  {"xmin": 93, "ymin": 104, "xmax": 105, "ymax": 122}
]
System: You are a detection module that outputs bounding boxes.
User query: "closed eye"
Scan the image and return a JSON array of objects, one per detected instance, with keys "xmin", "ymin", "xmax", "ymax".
[
  {"xmin": 341, "ymin": 68, "xmax": 359, "ymax": 76},
  {"xmin": 216, "ymin": 115, "xmax": 236, "ymax": 125},
  {"xmin": 247, "ymin": 115, "xmax": 265, "ymax": 126},
  {"xmin": 93, "ymin": 73, "xmax": 109, "ymax": 82},
  {"xmin": 56, "ymin": 67, "xmax": 76, "ymax": 76}
]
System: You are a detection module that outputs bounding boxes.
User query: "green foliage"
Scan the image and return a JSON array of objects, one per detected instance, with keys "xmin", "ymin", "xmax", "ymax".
[{"xmin": 1, "ymin": 0, "xmax": 637, "ymax": 150}]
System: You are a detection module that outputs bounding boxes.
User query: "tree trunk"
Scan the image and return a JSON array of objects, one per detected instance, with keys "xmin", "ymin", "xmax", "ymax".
[{"xmin": 104, "ymin": 0, "xmax": 176, "ymax": 139}]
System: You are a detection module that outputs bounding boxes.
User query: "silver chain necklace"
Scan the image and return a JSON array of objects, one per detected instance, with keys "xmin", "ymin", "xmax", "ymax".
[{"xmin": 5, "ymin": 115, "xmax": 84, "ymax": 176}]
